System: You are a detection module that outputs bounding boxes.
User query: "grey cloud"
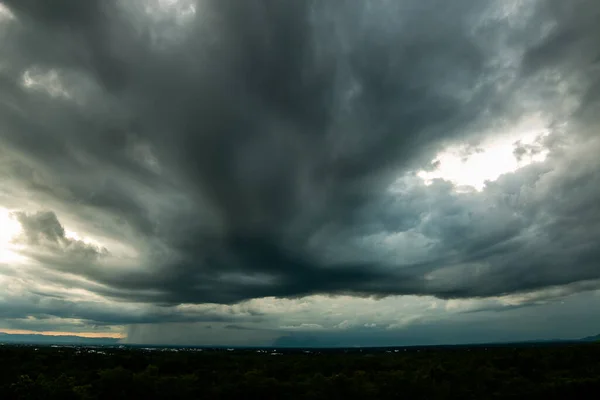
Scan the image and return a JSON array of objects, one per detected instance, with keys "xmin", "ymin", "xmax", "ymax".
[
  {"xmin": 523, "ymin": 0, "xmax": 600, "ymax": 74},
  {"xmin": 123, "ymin": 289, "xmax": 600, "ymax": 346},
  {"xmin": 275, "ymin": 291, "xmax": 600, "ymax": 347},
  {"xmin": 0, "ymin": 290, "xmax": 259, "ymax": 327},
  {"xmin": 14, "ymin": 211, "xmax": 109, "ymax": 260},
  {"xmin": 16, "ymin": 211, "xmax": 65, "ymax": 244},
  {"xmin": 463, "ymin": 280, "xmax": 600, "ymax": 314},
  {"xmin": 513, "ymin": 135, "xmax": 546, "ymax": 162},
  {"xmin": 0, "ymin": 0, "xmax": 599, "ymax": 317},
  {"xmin": 224, "ymin": 324, "xmax": 257, "ymax": 331}
]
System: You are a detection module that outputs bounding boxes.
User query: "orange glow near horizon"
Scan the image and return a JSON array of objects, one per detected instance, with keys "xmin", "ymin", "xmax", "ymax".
[{"xmin": 0, "ymin": 329, "xmax": 125, "ymax": 339}]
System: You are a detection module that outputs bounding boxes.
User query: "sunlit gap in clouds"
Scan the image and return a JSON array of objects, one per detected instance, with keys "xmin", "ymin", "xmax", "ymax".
[
  {"xmin": 121, "ymin": 0, "xmax": 198, "ymax": 18},
  {"xmin": 0, "ymin": 207, "xmax": 138, "ymax": 267},
  {"xmin": 417, "ymin": 115, "xmax": 551, "ymax": 191},
  {"xmin": 21, "ymin": 68, "xmax": 73, "ymax": 99},
  {"xmin": 119, "ymin": 0, "xmax": 199, "ymax": 49},
  {"xmin": 0, "ymin": 3, "xmax": 15, "ymax": 21},
  {"xmin": 0, "ymin": 208, "xmax": 23, "ymax": 264},
  {"xmin": 150, "ymin": 0, "xmax": 197, "ymax": 18},
  {"xmin": 64, "ymin": 229, "xmax": 105, "ymax": 251}
]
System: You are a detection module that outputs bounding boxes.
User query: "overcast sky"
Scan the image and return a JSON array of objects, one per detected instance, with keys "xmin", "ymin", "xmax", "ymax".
[{"xmin": 0, "ymin": 0, "xmax": 600, "ymax": 347}]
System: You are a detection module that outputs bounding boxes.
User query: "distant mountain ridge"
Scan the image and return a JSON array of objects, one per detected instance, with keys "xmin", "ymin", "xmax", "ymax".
[
  {"xmin": 0, "ymin": 331, "xmax": 598, "ymax": 347},
  {"xmin": 273, "ymin": 334, "xmax": 600, "ymax": 348},
  {"xmin": 580, "ymin": 334, "xmax": 600, "ymax": 342},
  {"xmin": 0, "ymin": 332, "xmax": 120, "ymax": 345}
]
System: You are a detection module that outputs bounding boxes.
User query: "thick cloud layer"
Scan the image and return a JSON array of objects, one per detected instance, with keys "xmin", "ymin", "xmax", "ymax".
[{"xmin": 1, "ymin": 0, "xmax": 600, "ymax": 319}]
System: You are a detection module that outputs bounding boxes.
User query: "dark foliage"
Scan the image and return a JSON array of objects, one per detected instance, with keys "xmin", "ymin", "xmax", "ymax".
[{"xmin": 0, "ymin": 343, "xmax": 599, "ymax": 399}]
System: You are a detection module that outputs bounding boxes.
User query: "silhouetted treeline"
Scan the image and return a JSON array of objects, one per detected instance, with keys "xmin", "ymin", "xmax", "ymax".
[{"xmin": 0, "ymin": 343, "xmax": 599, "ymax": 399}]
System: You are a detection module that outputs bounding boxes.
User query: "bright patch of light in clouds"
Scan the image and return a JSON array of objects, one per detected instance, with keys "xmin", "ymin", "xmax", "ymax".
[
  {"xmin": 418, "ymin": 116, "xmax": 550, "ymax": 190},
  {"xmin": 21, "ymin": 68, "xmax": 72, "ymax": 99},
  {"xmin": 0, "ymin": 208, "xmax": 22, "ymax": 263},
  {"xmin": 0, "ymin": 3, "xmax": 15, "ymax": 21},
  {"xmin": 140, "ymin": 0, "xmax": 197, "ymax": 21},
  {"xmin": 64, "ymin": 229, "xmax": 103, "ymax": 249}
]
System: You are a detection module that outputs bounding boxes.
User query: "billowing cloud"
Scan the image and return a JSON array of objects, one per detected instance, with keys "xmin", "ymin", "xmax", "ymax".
[{"xmin": 0, "ymin": 0, "xmax": 599, "ymax": 343}]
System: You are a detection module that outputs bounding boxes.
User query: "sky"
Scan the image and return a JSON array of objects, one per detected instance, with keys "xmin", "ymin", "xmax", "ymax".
[{"xmin": 0, "ymin": 0, "xmax": 600, "ymax": 347}]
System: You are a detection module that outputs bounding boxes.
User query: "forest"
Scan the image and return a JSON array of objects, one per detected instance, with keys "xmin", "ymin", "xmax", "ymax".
[{"xmin": 0, "ymin": 343, "xmax": 599, "ymax": 399}]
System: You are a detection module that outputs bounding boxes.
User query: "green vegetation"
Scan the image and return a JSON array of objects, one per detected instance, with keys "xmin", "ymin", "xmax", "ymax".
[{"xmin": 0, "ymin": 343, "xmax": 599, "ymax": 399}]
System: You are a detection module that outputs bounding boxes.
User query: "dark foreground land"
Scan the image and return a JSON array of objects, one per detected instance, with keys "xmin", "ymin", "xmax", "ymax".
[{"xmin": 1, "ymin": 343, "xmax": 600, "ymax": 399}]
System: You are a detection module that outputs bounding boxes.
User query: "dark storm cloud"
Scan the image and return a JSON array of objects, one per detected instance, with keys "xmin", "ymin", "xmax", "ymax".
[{"xmin": 1, "ymin": 0, "xmax": 600, "ymax": 310}]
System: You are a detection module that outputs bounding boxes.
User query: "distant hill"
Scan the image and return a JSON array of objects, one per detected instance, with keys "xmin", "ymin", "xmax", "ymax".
[
  {"xmin": 580, "ymin": 334, "xmax": 600, "ymax": 342},
  {"xmin": 0, "ymin": 333, "xmax": 120, "ymax": 346},
  {"xmin": 0, "ymin": 331, "xmax": 598, "ymax": 348}
]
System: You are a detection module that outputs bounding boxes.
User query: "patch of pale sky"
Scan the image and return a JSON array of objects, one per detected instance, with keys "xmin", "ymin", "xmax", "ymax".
[
  {"xmin": 418, "ymin": 114, "xmax": 550, "ymax": 190},
  {"xmin": 119, "ymin": 0, "xmax": 198, "ymax": 48},
  {"xmin": 21, "ymin": 68, "xmax": 73, "ymax": 99},
  {"xmin": 0, "ymin": 208, "xmax": 24, "ymax": 264},
  {"xmin": 0, "ymin": 3, "xmax": 15, "ymax": 21},
  {"xmin": 279, "ymin": 323, "xmax": 325, "ymax": 331},
  {"xmin": 150, "ymin": 0, "xmax": 197, "ymax": 20},
  {"xmin": 0, "ymin": 208, "xmax": 135, "ymax": 267},
  {"xmin": 50, "ymin": 210, "xmax": 143, "ymax": 262}
]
